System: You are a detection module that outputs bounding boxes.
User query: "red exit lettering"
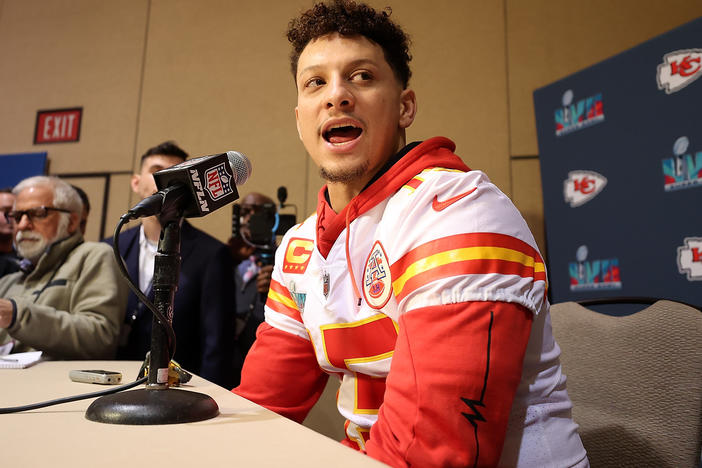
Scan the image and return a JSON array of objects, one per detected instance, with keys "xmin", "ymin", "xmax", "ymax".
[{"xmin": 34, "ymin": 108, "xmax": 82, "ymax": 144}]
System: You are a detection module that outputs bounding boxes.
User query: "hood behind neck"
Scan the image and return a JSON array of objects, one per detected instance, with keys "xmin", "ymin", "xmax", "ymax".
[{"xmin": 316, "ymin": 136, "xmax": 469, "ymax": 257}]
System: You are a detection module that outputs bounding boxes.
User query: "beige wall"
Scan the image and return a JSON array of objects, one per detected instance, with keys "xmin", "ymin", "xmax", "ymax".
[{"xmin": 1, "ymin": 0, "xmax": 701, "ymax": 256}]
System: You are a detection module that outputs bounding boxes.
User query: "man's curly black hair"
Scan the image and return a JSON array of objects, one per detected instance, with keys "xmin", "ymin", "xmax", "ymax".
[{"xmin": 286, "ymin": 0, "xmax": 412, "ymax": 88}]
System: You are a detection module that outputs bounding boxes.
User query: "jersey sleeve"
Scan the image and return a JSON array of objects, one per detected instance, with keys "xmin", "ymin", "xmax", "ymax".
[
  {"xmin": 233, "ymin": 322, "xmax": 328, "ymax": 423},
  {"xmin": 386, "ymin": 169, "xmax": 548, "ymax": 316},
  {"xmin": 365, "ymin": 170, "xmax": 543, "ymax": 466},
  {"xmin": 233, "ymin": 225, "xmax": 328, "ymax": 423},
  {"xmin": 366, "ymin": 301, "xmax": 533, "ymax": 467},
  {"xmin": 262, "ymin": 224, "xmax": 313, "ymax": 341}
]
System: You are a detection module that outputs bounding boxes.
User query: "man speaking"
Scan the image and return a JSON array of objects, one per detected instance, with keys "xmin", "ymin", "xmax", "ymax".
[{"xmin": 233, "ymin": 1, "xmax": 588, "ymax": 467}]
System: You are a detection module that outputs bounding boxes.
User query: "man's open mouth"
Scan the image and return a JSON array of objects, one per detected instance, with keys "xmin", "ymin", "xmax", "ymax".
[{"xmin": 323, "ymin": 124, "xmax": 362, "ymax": 144}]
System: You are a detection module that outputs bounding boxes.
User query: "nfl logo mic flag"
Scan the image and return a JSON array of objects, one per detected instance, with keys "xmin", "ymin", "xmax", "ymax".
[{"xmin": 154, "ymin": 152, "xmax": 239, "ymax": 218}]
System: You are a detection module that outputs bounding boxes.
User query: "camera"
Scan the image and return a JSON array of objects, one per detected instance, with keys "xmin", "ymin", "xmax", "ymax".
[{"xmin": 232, "ymin": 188, "xmax": 297, "ymax": 265}]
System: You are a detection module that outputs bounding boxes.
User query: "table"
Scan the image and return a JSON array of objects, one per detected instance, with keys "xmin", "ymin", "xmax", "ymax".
[{"xmin": 0, "ymin": 360, "xmax": 386, "ymax": 467}]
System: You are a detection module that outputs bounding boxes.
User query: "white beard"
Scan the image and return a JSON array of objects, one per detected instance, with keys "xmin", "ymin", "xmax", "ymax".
[{"xmin": 15, "ymin": 214, "xmax": 71, "ymax": 263}]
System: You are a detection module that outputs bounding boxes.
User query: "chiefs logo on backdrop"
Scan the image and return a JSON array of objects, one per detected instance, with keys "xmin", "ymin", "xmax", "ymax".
[
  {"xmin": 677, "ymin": 237, "xmax": 702, "ymax": 281},
  {"xmin": 283, "ymin": 238, "xmax": 314, "ymax": 274},
  {"xmin": 657, "ymin": 49, "xmax": 702, "ymax": 94},
  {"xmin": 563, "ymin": 170, "xmax": 607, "ymax": 207}
]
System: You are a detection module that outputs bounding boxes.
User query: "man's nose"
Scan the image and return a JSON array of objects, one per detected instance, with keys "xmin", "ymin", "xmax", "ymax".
[
  {"xmin": 326, "ymin": 77, "xmax": 354, "ymax": 110},
  {"xmin": 16, "ymin": 213, "xmax": 32, "ymax": 230}
]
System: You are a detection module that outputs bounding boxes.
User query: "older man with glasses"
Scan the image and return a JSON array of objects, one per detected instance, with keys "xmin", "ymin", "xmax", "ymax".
[{"xmin": 0, "ymin": 176, "xmax": 126, "ymax": 359}]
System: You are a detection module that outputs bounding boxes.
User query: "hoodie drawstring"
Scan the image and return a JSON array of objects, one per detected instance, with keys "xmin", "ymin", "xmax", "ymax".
[{"xmin": 345, "ymin": 208, "xmax": 362, "ymax": 306}]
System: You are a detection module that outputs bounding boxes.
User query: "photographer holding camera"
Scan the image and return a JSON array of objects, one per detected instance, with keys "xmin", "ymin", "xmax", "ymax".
[{"xmin": 228, "ymin": 192, "xmax": 277, "ymax": 362}]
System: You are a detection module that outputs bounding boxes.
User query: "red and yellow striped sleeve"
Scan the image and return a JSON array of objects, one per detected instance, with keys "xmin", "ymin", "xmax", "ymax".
[
  {"xmin": 390, "ymin": 232, "xmax": 547, "ymax": 303},
  {"xmin": 265, "ymin": 278, "xmax": 302, "ymax": 323}
]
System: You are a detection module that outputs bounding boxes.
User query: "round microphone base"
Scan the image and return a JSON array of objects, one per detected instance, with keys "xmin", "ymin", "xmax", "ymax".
[{"xmin": 85, "ymin": 388, "xmax": 219, "ymax": 425}]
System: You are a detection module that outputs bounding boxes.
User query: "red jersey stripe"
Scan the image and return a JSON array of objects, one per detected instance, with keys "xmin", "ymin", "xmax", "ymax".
[
  {"xmin": 394, "ymin": 258, "xmax": 545, "ymax": 302},
  {"xmin": 390, "ymin": 233, "xmax": 546, "ymax": 301},
  {"xmin": 392, "ymin": 233, "xmax": 543, "ymax": 276},
  {"xmin": 265, "ymin": 279, "xmax": 302, "ymax": 322},
  {"xmin": 403, "ymin": 176, "xmax": 424, "ymax": 191}
]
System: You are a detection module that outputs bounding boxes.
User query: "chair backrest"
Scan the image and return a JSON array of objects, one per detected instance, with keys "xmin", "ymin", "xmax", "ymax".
[
  {"xmin": 303, "ymin": 377, "xmax": 346, "ymax": 441},
  {"xmin": 550, "ymin": 300, "xmax": 702, "ymax": 468}
]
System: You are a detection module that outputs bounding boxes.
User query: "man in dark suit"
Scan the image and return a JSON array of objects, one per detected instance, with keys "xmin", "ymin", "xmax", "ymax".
[{"xmin": 106, "ymin": 141, "xmax": 240, "ymax": 388}]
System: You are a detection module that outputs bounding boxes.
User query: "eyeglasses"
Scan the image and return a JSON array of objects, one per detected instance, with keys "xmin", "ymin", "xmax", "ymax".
[{"xmin": 5, "ymin": 206, "xmax": 72, "ymax": 223}]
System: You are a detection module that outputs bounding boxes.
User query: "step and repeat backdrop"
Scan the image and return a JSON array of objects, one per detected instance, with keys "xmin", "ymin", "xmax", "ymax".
[{"xmin": 534, "ymin": 17, "xmax": 701, "ymax": 309}]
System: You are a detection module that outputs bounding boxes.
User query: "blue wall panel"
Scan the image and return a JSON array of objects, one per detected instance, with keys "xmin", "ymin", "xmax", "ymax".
[{"xmin": 0, "ymin": 153, "xmax": 48, "ymax": 189}]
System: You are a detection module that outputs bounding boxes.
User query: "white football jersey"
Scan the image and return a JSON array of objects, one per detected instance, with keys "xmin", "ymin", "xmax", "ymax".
[{"xmin": 264, "ymin": 137, "xmax": 586, "ymax": 466}]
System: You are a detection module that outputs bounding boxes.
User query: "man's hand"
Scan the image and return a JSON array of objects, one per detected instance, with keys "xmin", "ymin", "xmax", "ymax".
[
  {"xmin": 227, "ymin": 235, "xmax": 255, "ymax": 264},
  {"xmin": 0, "ymin": 298, "xmax": 14, "ymax": 329},
  {"xmin": 256, "ymin": 265, "xmax": 273, "ymax": 294}
]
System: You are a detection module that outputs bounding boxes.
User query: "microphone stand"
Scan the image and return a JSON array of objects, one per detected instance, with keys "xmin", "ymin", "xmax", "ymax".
[{"xmin": 85, "ymin": 213, "xmax": 218, "ymax": 424}]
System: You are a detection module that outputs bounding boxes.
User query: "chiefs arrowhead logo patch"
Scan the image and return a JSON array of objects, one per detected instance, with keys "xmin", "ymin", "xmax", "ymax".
[{"xmin": 363, "ymin": 241, "xmax": 393, "ymax": 309}]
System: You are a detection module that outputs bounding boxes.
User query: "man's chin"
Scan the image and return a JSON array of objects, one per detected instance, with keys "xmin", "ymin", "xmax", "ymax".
[
  {"xmin": 16, "ymin": 241, "xmax": 47, "ymax": 263},
  {"xmin": 319, "ymin": 161, "xmax": 369, "ymax": 184}
]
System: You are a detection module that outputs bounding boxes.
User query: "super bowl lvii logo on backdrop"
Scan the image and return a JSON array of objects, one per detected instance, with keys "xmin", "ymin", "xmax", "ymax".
[
  {"xmin": 554, "ymin": 89, "xmax": 605, "ymax": 137},
  {"xmin": 662, "ymin": 136, "xmax": 702, "ymax": 192},
  {"xmin": 677, "ymin": 237, "xmax": 702, "ymax": 281},
  {"xmin": 563, "ymin": 170, "xmax": 607, "ymax": 207},
  {"xmin": 657, "ymin": 49, "xmax": 702, "ymax": 94},
  {"xmin": 568, "ymin": 245, "xmax": 622, "ymax": 292}
]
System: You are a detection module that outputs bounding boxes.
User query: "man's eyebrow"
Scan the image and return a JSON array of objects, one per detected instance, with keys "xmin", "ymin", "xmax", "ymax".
[{"xmin": 297, "ymin": 58, "xmax": 379, "ymax": 77}]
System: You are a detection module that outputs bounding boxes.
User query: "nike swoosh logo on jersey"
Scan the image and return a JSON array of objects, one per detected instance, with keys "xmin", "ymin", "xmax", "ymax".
[{"xmin": 431, "ymin": 188, "xmax": 477, "ymax": 211}]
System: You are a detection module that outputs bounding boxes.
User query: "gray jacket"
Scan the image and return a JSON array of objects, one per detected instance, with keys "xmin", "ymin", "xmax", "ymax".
[{"xmin": 0, "ymin": 231, "xmax": 127, "ymax": 359}]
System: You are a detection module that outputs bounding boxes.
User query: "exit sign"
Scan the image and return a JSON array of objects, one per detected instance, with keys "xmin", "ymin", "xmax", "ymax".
[{"xmin": 34, "ymin": 107, "xmax": 82, "ymax": 144}]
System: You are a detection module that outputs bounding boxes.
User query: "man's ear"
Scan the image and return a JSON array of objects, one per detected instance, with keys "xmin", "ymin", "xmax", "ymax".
[
  {"xmin": 67, "ymin": 212, "xmax": 80, "ymax": 234},
  {"xmin": 295, "ymin": 107, "xmax": 303, "ymax": 141},
  {"xmin": 130, "ymin": 174, "xmax": 140, "ymax": 193},
  {"xmin": 399, "ymin": 88, "xmax": 417, "ymax": 129}
]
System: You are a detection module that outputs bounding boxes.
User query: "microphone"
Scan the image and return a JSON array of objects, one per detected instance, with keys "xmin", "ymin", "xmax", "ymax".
[
  {"xmin": 93, "ymin": 150, "xmax": 253, "ymax": 426},
  {"xmin": 277, "ymin": 186, "xmax": 288, "ymax": 208},
  {"xmin": 127, "ymin": 151, "xmax": 252, "ymax": 220}
]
